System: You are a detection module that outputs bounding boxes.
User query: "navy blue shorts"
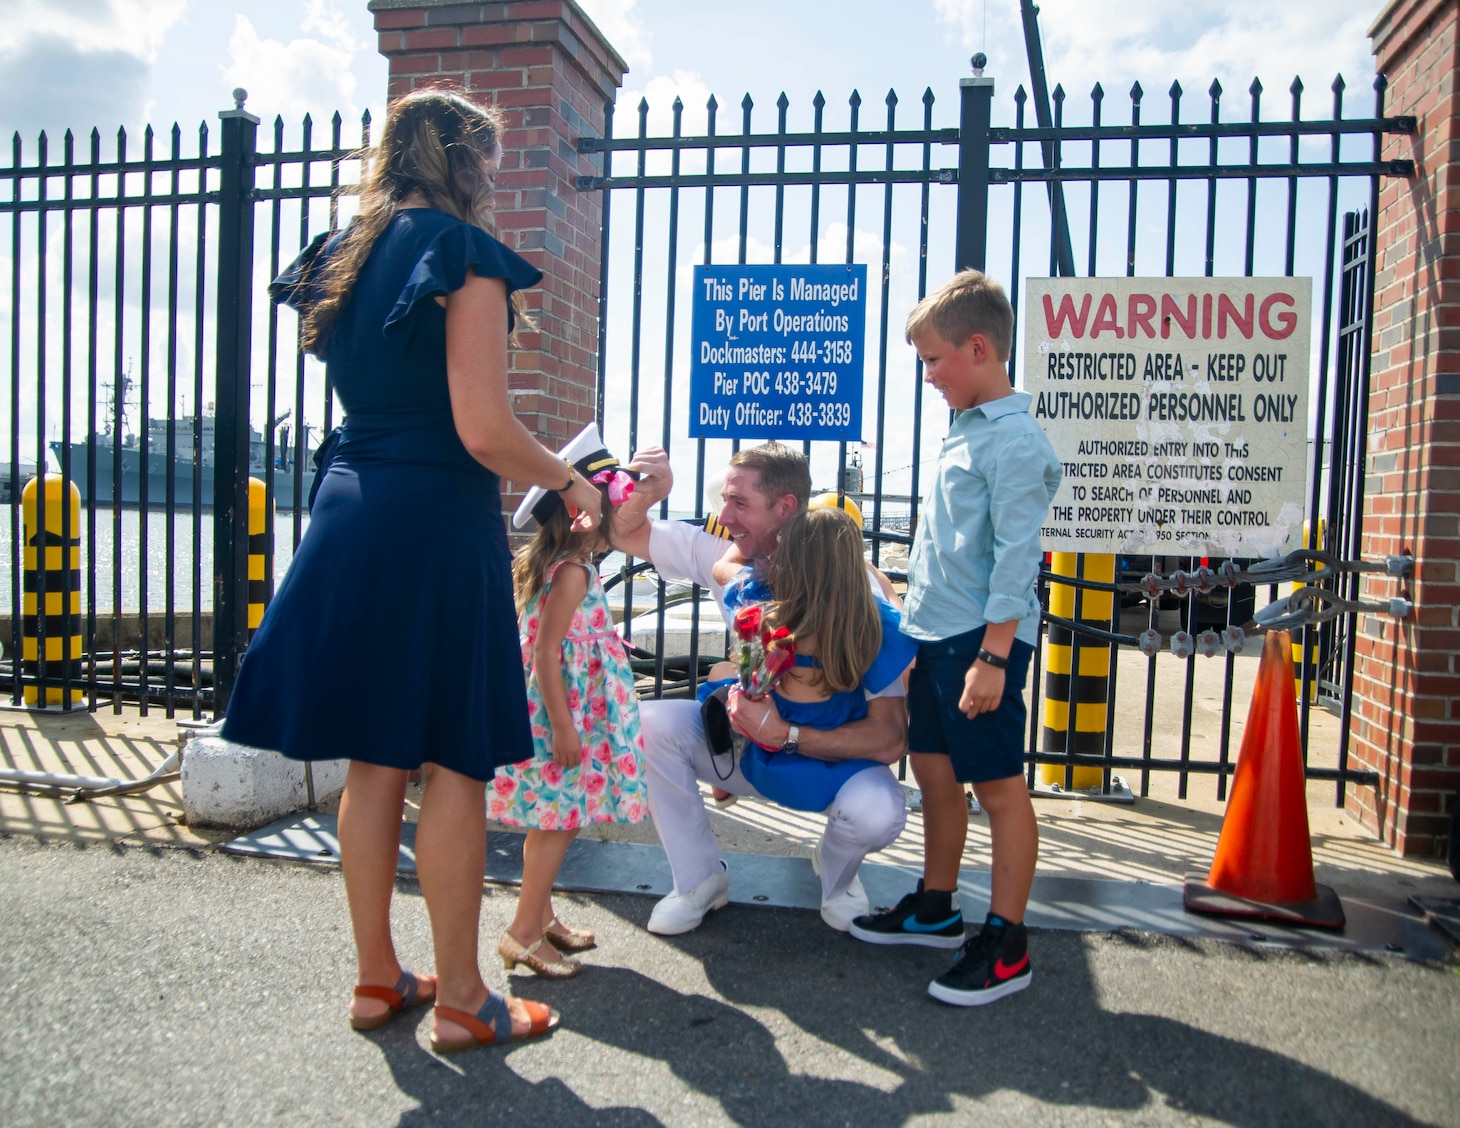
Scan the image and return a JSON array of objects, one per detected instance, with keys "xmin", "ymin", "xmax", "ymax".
[{"xmin": 907, "ymin": 626, "xmax": 1033, "ymax": 784}]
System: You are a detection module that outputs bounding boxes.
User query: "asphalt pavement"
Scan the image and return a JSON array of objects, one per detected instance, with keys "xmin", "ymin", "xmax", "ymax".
[{"xmin": 2, "ymin": 835, "xmax": 1457, "ymax": 1127}]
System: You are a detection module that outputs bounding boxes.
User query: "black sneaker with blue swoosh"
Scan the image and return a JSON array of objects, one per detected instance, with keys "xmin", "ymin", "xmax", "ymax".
[{"xmin": 848, "ymin": 880, "xmax": 966, "ymax": 949}]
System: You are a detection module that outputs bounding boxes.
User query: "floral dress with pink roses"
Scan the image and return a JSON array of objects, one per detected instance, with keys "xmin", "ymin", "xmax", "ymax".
[{"xmin": 491, "ymin": 557, "xmax": 647, "ymax": 829}]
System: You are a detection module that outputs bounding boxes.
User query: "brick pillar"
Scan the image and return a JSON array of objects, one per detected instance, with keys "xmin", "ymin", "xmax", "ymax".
[
  {"xmin": 368, "ymin": 0, "xmax": 626, "ymax": 469},
  {"xmin": 1349, "ymin": 0, "xmax": 1460, "ymax": 857}
]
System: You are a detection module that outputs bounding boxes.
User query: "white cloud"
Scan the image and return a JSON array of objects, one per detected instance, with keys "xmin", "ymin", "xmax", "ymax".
[
  {"xmin": 622, "ymin": 70, "xmax": 715, "ymax": 132},
  {"xmin": 577, "ymin": 0, "xmax": 653, "ymax": 72},
  {"xmin": 0, "ymin": 0, "xmax": 190, "ymax": 137},
  {"xmin": 301, "ymin": 0, "xmax": 362, "ymax": 51},
  {"xmin": 934, "ymin": 0, "xmax": 1376, "ymax": 108},
  {"xmin": 0, "ymin": 0, "xmax": 188, "ymax": 61},
  {"xmin": 222, "ymin": 5, "xmax": 361, "ymax": 124}
]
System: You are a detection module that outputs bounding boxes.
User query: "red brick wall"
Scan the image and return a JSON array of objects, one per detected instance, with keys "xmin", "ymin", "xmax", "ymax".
[
  {"xmin": 368, "ymin": 0, "xmax": 626, "ymax": 497},
  {"xmin": 1350, "ymin": 0, "xmax": 1460, "ymax": 856}
]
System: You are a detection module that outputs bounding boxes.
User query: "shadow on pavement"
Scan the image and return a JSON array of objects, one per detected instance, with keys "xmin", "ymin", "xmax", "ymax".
[{"xmin": 583, "ymin": 899, "xmax": 1430, "ymax": 1126}]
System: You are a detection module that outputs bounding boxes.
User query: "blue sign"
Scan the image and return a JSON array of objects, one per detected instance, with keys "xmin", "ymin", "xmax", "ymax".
[{"xmin": 689, "ymin": 264, "xmax": 866, "ymax": 440}]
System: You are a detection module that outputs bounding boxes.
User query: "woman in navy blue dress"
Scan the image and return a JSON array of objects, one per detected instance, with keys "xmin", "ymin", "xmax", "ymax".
[{"xmin": 223, "ymin": 90, "xmax": 602, "ymax": 1053}]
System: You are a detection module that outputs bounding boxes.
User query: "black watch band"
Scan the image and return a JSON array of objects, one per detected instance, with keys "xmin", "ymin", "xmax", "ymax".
[
  {"xmin": 556, "ymin": 459, "xmax": 575, "ymax": 492},
  {"xmin": 976, "ymin": 647, "xmax": 1009, "ymax": 669}
]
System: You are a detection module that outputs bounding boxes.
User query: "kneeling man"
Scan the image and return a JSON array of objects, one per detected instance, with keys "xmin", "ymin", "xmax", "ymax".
[{"xmin": 615, "ymin": 442, "xmax": 908, "ymax": 934}]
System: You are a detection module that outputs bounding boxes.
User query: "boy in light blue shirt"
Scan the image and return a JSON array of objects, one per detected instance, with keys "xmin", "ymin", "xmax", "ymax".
[{"xmin": 850, "ymin": 270, "xmax": 1061, "ymax": 1007}]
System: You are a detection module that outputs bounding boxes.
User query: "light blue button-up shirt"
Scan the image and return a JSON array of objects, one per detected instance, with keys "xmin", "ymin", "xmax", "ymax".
[{"xmin": 902, "ymin": 392, "xmax": 1063, "ymax": 647}]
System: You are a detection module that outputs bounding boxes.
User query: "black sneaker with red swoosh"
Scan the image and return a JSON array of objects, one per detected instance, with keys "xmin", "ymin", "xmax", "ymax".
[{"xmin": 927, "ymin": 916, "xmax": 1031, "ymax": 1007}]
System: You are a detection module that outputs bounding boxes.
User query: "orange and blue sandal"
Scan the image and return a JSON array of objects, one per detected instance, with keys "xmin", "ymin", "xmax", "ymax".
[
  {"xmin": 349, "ymin": 969, "xmax": 437, "ymax": 1031},
  {"xmin": 429, "ymin": 990, "xmax": 559, "ymax": 1054}
]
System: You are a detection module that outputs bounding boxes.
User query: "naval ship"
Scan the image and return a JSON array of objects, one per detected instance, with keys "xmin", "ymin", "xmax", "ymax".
[{"xmin": 49, "ymin": 412, "xmax": 302, "ymax": 510}]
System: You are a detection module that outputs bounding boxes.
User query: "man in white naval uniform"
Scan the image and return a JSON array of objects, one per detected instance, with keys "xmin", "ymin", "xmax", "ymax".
[{"xmin": 615, "ymin": 442, "xmax": 909, "ymax": 934}]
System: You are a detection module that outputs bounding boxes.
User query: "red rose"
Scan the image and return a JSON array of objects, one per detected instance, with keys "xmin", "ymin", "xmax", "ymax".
[
  {"xmin": 733, "ymin": 604, "xmax": 763, "ymax": 640},
  {"xmin": 763, "ymin": 639, "xmax": 797, "ymax": 680}
]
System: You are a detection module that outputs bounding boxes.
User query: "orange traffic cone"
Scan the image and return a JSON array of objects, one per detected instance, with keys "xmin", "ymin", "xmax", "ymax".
[{"xmin": 1184, "ymin": 630, "xmax": 1345, "ymax": 928}]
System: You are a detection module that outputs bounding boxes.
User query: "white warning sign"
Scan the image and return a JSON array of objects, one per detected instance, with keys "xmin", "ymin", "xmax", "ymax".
[{"xmin": 1025, "ymin": 277, "xmax": 1311, "ymax": 557}]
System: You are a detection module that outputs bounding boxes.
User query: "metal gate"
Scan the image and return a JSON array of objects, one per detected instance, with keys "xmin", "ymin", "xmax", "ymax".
[
  {"xmin": 578, "ymin": 62, "xmax": 1413, "ymax": 801},
  {"xmin": 0, "ymin": 101, "xmax": 368, "ymax": 715}
]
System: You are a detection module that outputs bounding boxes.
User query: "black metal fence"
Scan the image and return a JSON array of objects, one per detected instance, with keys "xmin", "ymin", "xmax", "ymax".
[
  {"xmin": 0, "ymin": 64, "xmax": 1415, "ymax": 804},
  {"xmin": 579, "ymin": 65, "xmax": 1413, "ymax": 801},
  {"xmin": 0, "ymin": 99, "xmax": 366, "ymax": 715}
]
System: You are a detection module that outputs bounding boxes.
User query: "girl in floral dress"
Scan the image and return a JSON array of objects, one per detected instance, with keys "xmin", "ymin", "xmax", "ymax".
[{"xmin": 493, "ymin": 455, "xmax": 647, "ymax": 978}]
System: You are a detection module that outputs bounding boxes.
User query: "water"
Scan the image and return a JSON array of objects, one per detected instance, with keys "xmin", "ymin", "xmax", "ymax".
[{"xmin": 0, "ymin": 506, "xmax": 305, "ymax": 616}]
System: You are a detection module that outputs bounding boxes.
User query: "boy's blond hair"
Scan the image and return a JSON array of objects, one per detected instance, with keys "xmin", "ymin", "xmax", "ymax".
[{"xmin": 904, "ymin": 269, "xmax": 1013, "ymax": 361}]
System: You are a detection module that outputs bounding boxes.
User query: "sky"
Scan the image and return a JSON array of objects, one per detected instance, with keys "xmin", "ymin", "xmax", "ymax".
[
  {"xmin": 0, "ymin": 0, "xmax": 1380, "ymax": 141},
  {"xmin": 0, "ymin": 0, "xmax": 1387, "ymax": 507}
]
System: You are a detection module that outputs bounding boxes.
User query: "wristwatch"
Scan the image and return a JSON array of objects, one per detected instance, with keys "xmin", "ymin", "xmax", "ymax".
[
  {"xmin": 781, "ymin": 723, "xmax": 800, "ymax": 754},
  {"xmin": 556, "ymin": 458, "xmax": 575, "ymax": 491},
  {"xmin": 976, "ymin": 647, "xmax": 1009, "ymax": 669}
]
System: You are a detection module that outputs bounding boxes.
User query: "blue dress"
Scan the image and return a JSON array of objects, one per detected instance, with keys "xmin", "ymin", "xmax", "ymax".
[
  {"xmin": 705, "ymin": 568, "xmax": 919, "ymax": 812},
  {"xmin": 221, "ymin": 208, "xmax": 542, "ymax": 780}
]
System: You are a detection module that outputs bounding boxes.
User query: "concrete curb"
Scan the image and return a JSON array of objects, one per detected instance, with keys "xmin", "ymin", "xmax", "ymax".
[{"xmin": 180, "ymin": 732, "xmax": 345, "ymax": 830}]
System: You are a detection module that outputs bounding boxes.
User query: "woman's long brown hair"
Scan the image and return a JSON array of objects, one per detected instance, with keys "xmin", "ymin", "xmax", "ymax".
[
  {"xmin": 301, "ymin": 88, "xmax": 523, "ymax": 353},
  {"xmin": 766, "ymin": 508, "xmax": 881, "ymax": 694}
]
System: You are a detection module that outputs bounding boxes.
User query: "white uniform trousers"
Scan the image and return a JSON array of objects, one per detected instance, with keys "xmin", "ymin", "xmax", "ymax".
[{"xmin": 639, "ymin": 699, "xmax": 907, "ymax": 901}]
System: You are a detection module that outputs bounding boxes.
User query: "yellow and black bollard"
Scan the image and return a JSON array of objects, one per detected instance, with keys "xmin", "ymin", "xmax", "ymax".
[
  {"xmin": 1290, "ymin": 520, "xmax": 1325, "ymax": 702},
  {"xmin": 21, "ymin": 476, "xmax": 83, "ymax": 705},
  {"xmin": 1041, "ymin": 552, "xmax": 1114, "ymax": 791},
  {"xmin": 247, "ymin": 478, "xmax": 273, "ymax": 639}
]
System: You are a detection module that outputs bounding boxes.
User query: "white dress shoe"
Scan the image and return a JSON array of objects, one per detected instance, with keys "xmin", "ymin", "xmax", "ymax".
[
  {"xmin": 646, "ymin": 861, "xmax": 730, "ymax": 935},
  {"xmin": 811, "ymin": 840, "xmax": 869, "ymax": 931}
]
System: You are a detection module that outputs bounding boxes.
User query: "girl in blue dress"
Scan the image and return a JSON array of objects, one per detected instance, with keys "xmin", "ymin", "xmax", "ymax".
[
  {"xmin": 706, "ymin": 506, "xmax": 917, "ymax": 813},
  {"xmin": 223, "ymin": 90, "xmax": 605, "ymax": 1054}
]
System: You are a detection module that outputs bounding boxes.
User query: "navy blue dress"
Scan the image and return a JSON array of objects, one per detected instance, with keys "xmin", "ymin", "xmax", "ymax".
[{"xmin": 222, "ymin": 208, "xmax": 542, "ymax": 780}]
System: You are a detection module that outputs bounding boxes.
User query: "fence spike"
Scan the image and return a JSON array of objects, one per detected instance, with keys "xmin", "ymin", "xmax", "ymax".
[
  {"xmin": 1331, "ymin": 73, "xmax": 1346, "ymax": 95},
  {"xmin": 813, "ymin": 90, "xmax": 826, "ymax": 109},
  {"xmin": 1209, "ymin": 78, "xmax": 1222, "ymax": 100},
  {"xmin": 742, "ymin": 92, "xmax": 754, "ymax": 110},
  {"xmin": 1091, "ymin": 81, "xmax": 1104, "ymax": 102},
  {"xmin": 638, "ymin": 96, "xmax": 649, "ymax": 115},
  {"xmin": 849, "ymin": 89, "xmax": 862, "ymax": 108},
  {"xmin": 1249, "ymin": 76, "xmax": 1263, "ymax": 98},
  {"xmin": 922, "ymin": 86, "xmax": 934, "ymax": 106},
  {"xmin": 706, "ymin": 93, "xmax": 718, "ymax": 111},
  {"xmin": 1290, "ymin": 75, "xmax": 1304, "ymax": 97},
  {"xmin": 1168, "ymin": 79, "xmax": 1182, "ymax": 99},
  {"xmin": 672, "ymin": 95, "xmax": 683, "ymax": 112},
  {"xmin": 331, "ymin": 110, "xmax": 342, "ymax": 128},
  {"xmin": 777, "ymin": 91, "xmax": 789, "ymax": 110},
  {"xmin": 1053, "ymin": 82, "xmax": 1065, "ymax": 103},
  {"xmin": 886, "ymin": 88, "xmax": 897, "ymax": 107},
  {"xmin": 1014, "ymin": 84, "xmax": 1028, "ymax": 105},
  {"xmin": 1130, "ymin": 80, "xmax": 1143, "ymax": 104}
]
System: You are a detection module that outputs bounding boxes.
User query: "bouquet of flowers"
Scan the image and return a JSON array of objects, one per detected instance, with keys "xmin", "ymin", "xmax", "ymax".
[{"xmin": 731, "ymin": 603, "xmax": 797, "ymax": 700}]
